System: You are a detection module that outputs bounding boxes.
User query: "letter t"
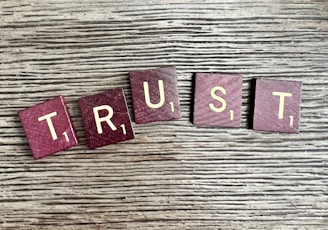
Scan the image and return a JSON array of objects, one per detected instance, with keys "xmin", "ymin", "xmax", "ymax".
[{"xmin": 272, "ymin": 92, "xmax": 292, "ymax": 119}]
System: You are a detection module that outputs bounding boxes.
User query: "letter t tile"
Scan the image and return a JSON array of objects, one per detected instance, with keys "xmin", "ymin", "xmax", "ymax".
[
  {"xmin": 253, "ymin": 79, "xmax": 302, "ymax": 133},
  {"xmin": 78, "ymin": 88, "xmax": 134, "ymax": 149},
  {"xmin": 18, "ymin": 96, "xmax": 78, "ymax": 160}
]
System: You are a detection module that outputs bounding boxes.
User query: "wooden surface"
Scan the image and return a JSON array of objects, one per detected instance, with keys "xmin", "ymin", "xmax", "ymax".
[{"xmin": 1, "ymin": 0, "xmax": 328, "ymax": 229}]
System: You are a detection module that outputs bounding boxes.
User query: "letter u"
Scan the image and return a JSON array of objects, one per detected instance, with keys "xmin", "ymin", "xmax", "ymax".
[{"xmin": 143, "ymin": 80, "xmax": 165, "ymax": 108}]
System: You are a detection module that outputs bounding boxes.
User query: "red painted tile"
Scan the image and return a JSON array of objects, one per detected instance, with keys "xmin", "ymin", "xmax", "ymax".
[
  {"xmin": 193, "ymin": 73, "xmax": 243, "ymax": 127},
  {"xmin": 18, "ymin": 96, "xmax": 78, "ymax": 160},
  {"xmin": 78, "ymin": 88, "xmax": 134, "ymax": 149},
  {"xmin": 129, "ymin": 66, "xmax": 181, "ymax": 124},
  {"xmin": 253, "ymin": 79, "xmax": 302, "ymax": 133}
]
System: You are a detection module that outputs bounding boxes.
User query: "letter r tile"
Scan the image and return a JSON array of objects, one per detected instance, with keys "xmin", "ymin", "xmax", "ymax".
[
  {"xmin": 193, "ymin": 73, "xmax": 243, "ymax": 127},
  {"xmin": 18, "ymin": 96, "xmax": 78, "ymax": 160},
  {"xmin": 253, "ymin": 79, "xmax": 302, "ymax": 133},
  {"xmin": 129, "ymin": 66, "xmax": 181, "ymax": 124},
  {"xmin": 78, "ymin": 88, "xmax": 134, "ymax": 149}
]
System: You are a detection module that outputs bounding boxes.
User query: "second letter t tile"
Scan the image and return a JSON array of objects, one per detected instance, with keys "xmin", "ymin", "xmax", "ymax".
[
  {"xmin": 129, "ymin": 66, "xmax": 181, "ymax": 124},
  {"xmin": 78, "ymin": 88, "xmax": 134, "ymax": 149},
  {"xmin": 253, "ymin": 79, "xmax": 302, "ymax": 133}
]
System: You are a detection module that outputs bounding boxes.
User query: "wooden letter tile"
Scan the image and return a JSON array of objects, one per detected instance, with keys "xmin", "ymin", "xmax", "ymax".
[
  {"xmin": 129, "ymin": 66, "xmax": 181, "ymax": 124},
  {"xmin": 193, "ymin": 73, "xmax": 243, "ymax": 127},
  {"xmin": 253, "ymin": 79, "xmax": 302, "ymax": 133},
  {"xmin": 18, "ymin": 96, "xmax": 78, "ymax": 160},
  {"xmin": 78, "ymin": 88, "xmax": 134, "ymax": 149}
]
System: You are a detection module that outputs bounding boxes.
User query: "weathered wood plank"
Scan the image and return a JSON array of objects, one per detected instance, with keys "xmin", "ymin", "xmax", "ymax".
[{"xmin": 1, "ymin": 0, "xmax": 328, "ymax": 229}]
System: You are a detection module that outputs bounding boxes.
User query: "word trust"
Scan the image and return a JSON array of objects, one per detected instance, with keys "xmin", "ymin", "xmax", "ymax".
[{"xmin": 19, "ymin": 66, "xmax": 302, "ymax": 160}]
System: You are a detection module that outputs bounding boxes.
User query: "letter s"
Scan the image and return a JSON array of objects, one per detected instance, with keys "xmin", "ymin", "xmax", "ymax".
[{"xmin": 209, "ymin": 86, "xmax": 227, "ymax": 113}]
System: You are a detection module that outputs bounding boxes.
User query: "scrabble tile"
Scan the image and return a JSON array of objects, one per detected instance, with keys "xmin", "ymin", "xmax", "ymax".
[
  {"xmin": 18, "ymin": 96, "xmax": 78, "ymax": 160},
  {"xmin": 129, "ymin": 66, "xmax": 181, "ymax": 124},
  {"xmin": 193, "ymin": 73, "xmax": 243, "ymax": 127},
  {"xmin": 78, "ymin": 88, "xmax": 134, "ymax": 149},
  {"xmin": 253, "ymin": 79, "xmax": 302, "ymax": 133}
]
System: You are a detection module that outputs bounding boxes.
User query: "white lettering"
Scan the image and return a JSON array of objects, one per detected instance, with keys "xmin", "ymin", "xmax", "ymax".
[
  {"xmin": 143, "ymin": 80, "xmax": 165, "ymax": 109},
  {"xmin": 272, "ymin": 92, "xmax": 292, "ymax": 119},
  {"xmin": 93, "ymin": 105, "xmax": 117, "ymax": 134},
  {"xmin": 38, "ymin": 112, "xmax": 58, "ymax": 140},
  {"xmin": 209, "ymin": 86, "xmax": 227, "ymax": 113}
]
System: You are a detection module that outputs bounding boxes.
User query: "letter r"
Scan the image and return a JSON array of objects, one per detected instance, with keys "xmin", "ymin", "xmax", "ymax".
[{"xmin": 93, "ymin": 105, "xmax": 117, "ymax": 134}]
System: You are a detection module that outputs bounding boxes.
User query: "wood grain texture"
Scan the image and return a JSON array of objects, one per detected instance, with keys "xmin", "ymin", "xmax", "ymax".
[{"xmin": 1, "ymin": 0, "xmax": 328, "ymax": 229}]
